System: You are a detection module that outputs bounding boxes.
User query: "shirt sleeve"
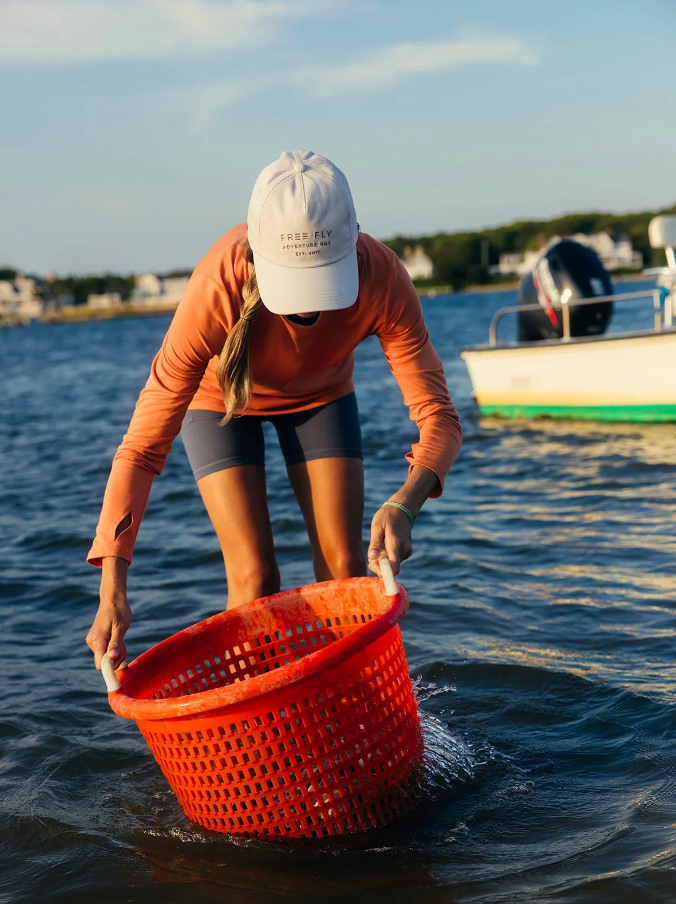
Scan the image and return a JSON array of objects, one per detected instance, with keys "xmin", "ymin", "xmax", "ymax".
[
  {"xmin": 87, "ymin": 273, "xmax": 230, "ymax": 567},
  {"xmin": 375, "ymin": 255, "xmax": 462, "ymax": 498}
]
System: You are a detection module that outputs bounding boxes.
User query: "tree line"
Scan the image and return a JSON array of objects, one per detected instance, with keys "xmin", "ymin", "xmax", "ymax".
[
  {"xmin": 45, "ymin": 274, "xmax": 137, "ymax": 305},
  {"xmin": 382, "ymin": 204, "xmax": 676, "ymax": 289}
]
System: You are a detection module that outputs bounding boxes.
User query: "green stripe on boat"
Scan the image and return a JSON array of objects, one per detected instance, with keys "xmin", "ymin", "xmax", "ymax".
[{"xmin": 479, "ymin": 404, "xmax": 676, "ymax": 423}]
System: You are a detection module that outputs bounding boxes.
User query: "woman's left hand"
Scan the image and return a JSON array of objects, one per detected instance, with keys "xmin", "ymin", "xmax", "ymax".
[
  {"xmin": 367, "ymin": 467, "xmax": 440, "ymax": 577},
  {"xmin": 368, "ymin": 504, "xmax": 413, "ymax": 577}
]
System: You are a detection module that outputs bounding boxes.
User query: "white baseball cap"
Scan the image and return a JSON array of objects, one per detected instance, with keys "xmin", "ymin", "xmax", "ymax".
[{"xmin": 247, "ymin": 150, "xmax": 359, "ymax": 315}]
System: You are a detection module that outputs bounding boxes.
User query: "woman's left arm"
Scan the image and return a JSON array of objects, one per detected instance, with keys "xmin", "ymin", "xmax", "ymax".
[
  {"xmin": 368, "ymin": 465, "xmax": 440, "ymax": 577},
  {"xmin": 369, "ymin": 250, "xmax": 462, "ymax": 576}
]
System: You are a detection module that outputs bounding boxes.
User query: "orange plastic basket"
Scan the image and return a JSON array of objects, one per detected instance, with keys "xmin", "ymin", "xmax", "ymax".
[{"xmin": 103, "ymin": 566, "xmax": 424, "ymax": 841}]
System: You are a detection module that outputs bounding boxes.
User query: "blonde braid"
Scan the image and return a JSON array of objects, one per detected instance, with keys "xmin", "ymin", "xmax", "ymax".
[{"xmin": 216, "ymin": 239, "xmax": 263, "ymax": 423}]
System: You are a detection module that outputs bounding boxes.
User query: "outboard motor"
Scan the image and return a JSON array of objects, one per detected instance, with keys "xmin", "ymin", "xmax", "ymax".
[{"xmin": 517, "ymin": 239, "xmax": 613, "ymax": 342}]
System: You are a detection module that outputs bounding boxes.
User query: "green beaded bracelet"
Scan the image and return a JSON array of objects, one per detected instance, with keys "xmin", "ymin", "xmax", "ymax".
[{"xmin": 382, "ymin": 501, "xmax": 415, "ymax": 527}]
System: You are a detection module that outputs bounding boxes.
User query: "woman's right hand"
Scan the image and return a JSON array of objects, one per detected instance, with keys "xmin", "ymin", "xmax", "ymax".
[{"xmin": 86, "ymin": 556, "xmax": 132, "ymax": 670}]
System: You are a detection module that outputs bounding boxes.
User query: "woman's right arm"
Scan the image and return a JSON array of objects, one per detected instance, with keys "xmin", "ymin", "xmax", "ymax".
[
  {"xmin": 85, "ymin": 270, "xmax": 235, "ymax": 669},
  {"xmin": 86, "ymin": 556, "xmax": 131, "ymax": 668},
  {"xmin": 86, "ymin": 273, "xmax": 232, "ymax": 569}
]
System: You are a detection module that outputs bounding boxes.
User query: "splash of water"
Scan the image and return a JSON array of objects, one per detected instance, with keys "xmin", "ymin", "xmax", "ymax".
[
  {"xmin": 411, "ymin": 675, "xmax": 457, "ymax": 705},
  {"xmin": 412, "ymin": 676, "xmax": 497, "ymax": 798}
]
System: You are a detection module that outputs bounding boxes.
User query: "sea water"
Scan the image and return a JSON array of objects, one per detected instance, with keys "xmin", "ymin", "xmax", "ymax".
[{"xmin": 2, "ymin": 283, "xmax": 676, "ymax": 903}]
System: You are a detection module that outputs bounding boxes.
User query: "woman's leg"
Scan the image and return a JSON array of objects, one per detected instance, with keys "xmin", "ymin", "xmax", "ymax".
[
  {"xmin": 197, "ymin": 465, "xmax": 280, "ymax": 608},
  {"xmin": 287, "ymin": 457, "xmax": 367, "ymax": 581},
  {"xmin": 274, "ymin": 393, "xmax": 366, "ymax": 582},
  {"xmin": 181, "ymin": 410, "xmax": 278, "ymax": 609}
]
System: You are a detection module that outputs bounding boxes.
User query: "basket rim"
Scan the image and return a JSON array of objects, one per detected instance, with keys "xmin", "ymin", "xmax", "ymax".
[{"xmin": 108, "ymin": 576, "xmax": 408, "ymax": 721}]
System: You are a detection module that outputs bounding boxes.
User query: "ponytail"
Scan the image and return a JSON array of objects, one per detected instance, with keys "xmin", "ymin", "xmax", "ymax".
[{"xmin": 216, "ymin": 238, "xmax": 263, "ymax": 423}]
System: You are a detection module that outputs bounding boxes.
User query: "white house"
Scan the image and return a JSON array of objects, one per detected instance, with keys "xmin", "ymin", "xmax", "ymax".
[
  {"xmin": 132, "ymin": 272, "xmax": 190, "ymax": 303},
  {"xmin": 0, "ymin": 275, "xmax": 43, "ymax": 321},
  {"xmin": 132, "ymin": 273, "xmax": 164, "ymax": 301},
  {"xmin": 571, "ymin": 232, "xmax": 643, "ymax": 270},
  {"xmin": 0, "ymin": 282, "xmax": 16, "ymax": 304},
  {"xmin": 161, "ymin": 275, "xmax": 191, "ymax": 302},
  {"xmin": 87, "ymin": 292, "xmax": 122, "ymax": 308},
  {"xmin": 495, "ymin": 249, "xmax": 544, "ymax": 277},
  {"xmin": 400, "ymin": 246, "xmax": 435, "ymax": 281}
]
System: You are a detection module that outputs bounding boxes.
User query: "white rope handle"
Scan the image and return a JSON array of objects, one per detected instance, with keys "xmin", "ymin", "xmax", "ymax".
[
  {"xmin": 378, "ymin": 552, "xmax": 399, "ymax": 597},
  {"xmin": 101, "ymin": 653, "xmax": 121, "ymax": 692}
]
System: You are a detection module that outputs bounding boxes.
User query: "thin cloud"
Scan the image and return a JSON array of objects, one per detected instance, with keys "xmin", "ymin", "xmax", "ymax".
[
  {"xmin": 297, "ymin": 36, "xmax": 539, "ymax": 95},
  {"xmin": 0, "ymin": 0, "xmax": 339, "ymax": 64},
  {"xmin": 170, "ymin": 78, "xmax": 258, "ymax": 131}
]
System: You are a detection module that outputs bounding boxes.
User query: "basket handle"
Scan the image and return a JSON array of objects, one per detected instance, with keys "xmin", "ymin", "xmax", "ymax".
[
  {"xmin": 378, "ymin": 552, "xmax": 399, "ymax": 597},
  {"xmin": 101, "ymin": 653, "xmax": 122, "ymax": 693}
]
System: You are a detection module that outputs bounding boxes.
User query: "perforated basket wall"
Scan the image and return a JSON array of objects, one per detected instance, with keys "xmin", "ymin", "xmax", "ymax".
[{"xmin": 109, "ymin": 578, "xmax": 424, "ymax": 841}]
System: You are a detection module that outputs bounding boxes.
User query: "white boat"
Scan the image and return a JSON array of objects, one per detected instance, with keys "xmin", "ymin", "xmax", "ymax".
[{"xmin": 461, "ymin": 216, "xmax": 676, "ymax": 423}]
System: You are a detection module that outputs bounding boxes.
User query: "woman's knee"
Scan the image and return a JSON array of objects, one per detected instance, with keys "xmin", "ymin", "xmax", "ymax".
[
  {"xmin": 226, "ymin": 556, "xmax": 280, "ymax": 605},
  {"xmin": 318, "ymin": 544, "xmax": 367, "ymax": 580}
]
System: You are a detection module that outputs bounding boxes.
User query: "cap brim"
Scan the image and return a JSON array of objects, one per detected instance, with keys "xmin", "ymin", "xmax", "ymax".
[{"xmin": 254, "ymin": 247, "xmax": 359, "ymax": 316}]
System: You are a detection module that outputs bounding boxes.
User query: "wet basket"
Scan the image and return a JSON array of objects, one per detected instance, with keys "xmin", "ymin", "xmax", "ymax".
[{"xmin": 102, "ymin": 562, "xmax": 424, "ymax": 841}]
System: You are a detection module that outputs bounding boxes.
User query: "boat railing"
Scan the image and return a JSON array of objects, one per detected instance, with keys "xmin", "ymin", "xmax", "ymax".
[{"xmin": 488, "ymin": 288, "xmax": 671, "ymax": 348}]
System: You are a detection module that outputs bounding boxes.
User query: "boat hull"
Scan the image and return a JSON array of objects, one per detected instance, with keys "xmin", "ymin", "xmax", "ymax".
[{"xmin": 461, "ymin": 330, "xmax": 676, "ymax": 422}]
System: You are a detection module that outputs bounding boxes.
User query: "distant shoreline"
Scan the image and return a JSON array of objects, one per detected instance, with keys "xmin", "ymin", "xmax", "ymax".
[
  {"xmin": 40, "ymin": 299, "xmax": 180, "ymax": 324},
  {"xmin": 1, "ymin": 272, "xmax": 656, "ymax": 328}
]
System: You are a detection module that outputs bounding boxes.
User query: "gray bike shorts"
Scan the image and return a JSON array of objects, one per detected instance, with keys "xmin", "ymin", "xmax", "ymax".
[{"xmin": 181, "ymin": 391, "xmax": 363, "ymax": 481}]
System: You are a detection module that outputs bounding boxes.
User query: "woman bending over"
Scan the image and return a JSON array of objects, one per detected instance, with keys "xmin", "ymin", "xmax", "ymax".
[{"xmin": 86, "ymin": 151, "xmax": 462, "ymax": 669}]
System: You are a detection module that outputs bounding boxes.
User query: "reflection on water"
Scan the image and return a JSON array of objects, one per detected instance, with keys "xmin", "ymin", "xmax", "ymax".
[
  {"xmin": 479, "ymin": 415, "xmax": 676, "ymax": 466},
  {"xmin": 2, "ymin": 286, "xmax": 676, "ymax": 903}
]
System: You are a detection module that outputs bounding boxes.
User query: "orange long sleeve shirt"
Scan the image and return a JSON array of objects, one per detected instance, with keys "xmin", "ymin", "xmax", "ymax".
[{"xmin": 87, "ymin": 226, "xmax": 462, "ymax": 567}]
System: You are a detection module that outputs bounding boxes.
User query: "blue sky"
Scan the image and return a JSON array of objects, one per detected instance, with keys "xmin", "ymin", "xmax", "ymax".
[{"xmin": 0, "ymin": 0, "xmax": 674, "ymax": 274}]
